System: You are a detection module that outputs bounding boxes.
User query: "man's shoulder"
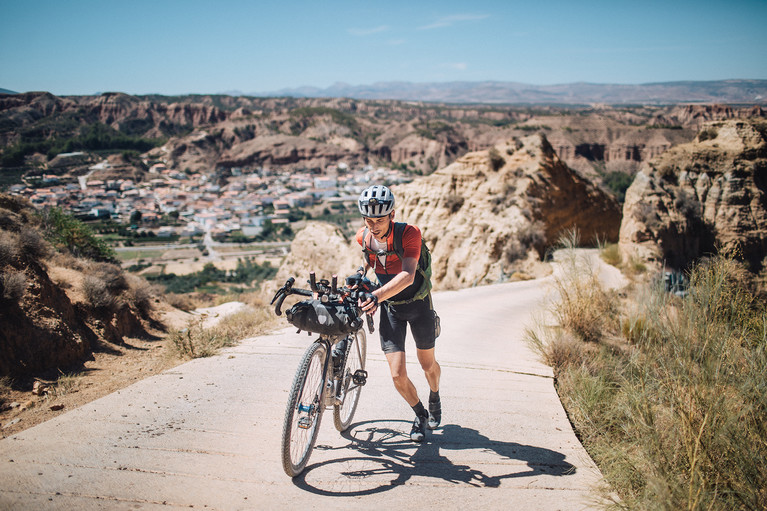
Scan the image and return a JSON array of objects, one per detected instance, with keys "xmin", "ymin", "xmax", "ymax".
[
  {"xmin": 399, "ymin": 223, "xmax": 421, "ymax": 242},
  {"xmin": 355, "ymin": 226, "xmax": 366, "ymax": 246}
]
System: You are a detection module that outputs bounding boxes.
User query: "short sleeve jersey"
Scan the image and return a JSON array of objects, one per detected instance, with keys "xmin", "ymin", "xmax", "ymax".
[{"xmin": 356, "ymin": 223, "xmax": 422, "ymax": 297}]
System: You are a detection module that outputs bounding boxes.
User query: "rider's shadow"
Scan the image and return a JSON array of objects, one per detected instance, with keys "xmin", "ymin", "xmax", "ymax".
[{"xmin": 294, "ymin": 420, "xmax": 576, "ymax": 496}]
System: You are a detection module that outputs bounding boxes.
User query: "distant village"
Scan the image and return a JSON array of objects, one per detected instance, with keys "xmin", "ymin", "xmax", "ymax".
[{"xmin": 8, "ymin": 152, "xmax": 412, "ymax": 241}]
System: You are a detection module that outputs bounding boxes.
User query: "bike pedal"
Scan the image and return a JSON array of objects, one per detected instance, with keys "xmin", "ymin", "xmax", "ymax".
[
  {"xmin": 298, "ymin": 417, "xmax": 313, "ymax": 429},
  {"xmin": 352, "ymin": 369, "xmax": 368, "ymax": 386}
]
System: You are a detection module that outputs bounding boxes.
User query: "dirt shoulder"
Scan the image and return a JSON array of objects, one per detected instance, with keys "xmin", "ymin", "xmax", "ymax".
[{"xmin": 0, "ymin": 306, "xmax": 193, "ymax": 439}]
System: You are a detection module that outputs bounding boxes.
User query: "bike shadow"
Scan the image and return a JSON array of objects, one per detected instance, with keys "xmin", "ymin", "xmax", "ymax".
[{"xmin": 293, "ymin": 419, "xmax": 576, "ymax": 496}]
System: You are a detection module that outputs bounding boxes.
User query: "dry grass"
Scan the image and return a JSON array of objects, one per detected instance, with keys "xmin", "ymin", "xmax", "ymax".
[
  {"xmin": 82, "ymin": 274, "xmax": 120, "ymax": 310},
  {"xmin": 167, "ymin": 300, "xmax": 276, "ymax": 360},
  {"xmin": 46, "ymin": 372, "xmax": 83, "ymax": 400},
  {"xmin": 165, "ymin": 293, "xmax": 199, "ymax": 311},
  {"xmin": 530, "ymin": 247, "xmax": 767, "ymax": 510},
  {"xmin": 0, "ymin": 230, "xmax": 20, "ymax": 264},
  {"xmin": 599, "ymin": 242, "xmax": 622, "ymax": 267},
  {"xmin": 551, "ymin": 232, "xmax": 619, "ymax": 343}
]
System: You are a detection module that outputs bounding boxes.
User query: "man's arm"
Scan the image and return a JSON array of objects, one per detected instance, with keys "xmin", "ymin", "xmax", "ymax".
[{"xmin": 360, "ymin": 257, "xmax": 417, "ymax": 313}]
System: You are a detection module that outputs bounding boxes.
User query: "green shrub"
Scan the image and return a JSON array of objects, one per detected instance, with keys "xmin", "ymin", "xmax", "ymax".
[
  {"xmin": 602, "ymin": 171, "xmax": 634, "ymax": 203},
  {"xmin": 39, "ymin": 208, "xmax": 115, "ymax": 263}
]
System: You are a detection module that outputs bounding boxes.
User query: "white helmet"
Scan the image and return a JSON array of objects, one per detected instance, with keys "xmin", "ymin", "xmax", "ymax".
[{"xmin": 358, "ymin": 185, "xmax": 395, "ymax": 217}]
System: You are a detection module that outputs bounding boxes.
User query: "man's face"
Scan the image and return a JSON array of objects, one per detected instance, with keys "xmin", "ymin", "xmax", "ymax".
[{"xmin": 364, "ymin": 213, "xmax": 393, "ymax": 240}]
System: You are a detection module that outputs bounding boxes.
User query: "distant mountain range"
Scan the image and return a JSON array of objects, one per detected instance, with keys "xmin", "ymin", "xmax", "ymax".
[{"xmin": 249, "ymin": 80, "xmax": 767, "ymax": 105}]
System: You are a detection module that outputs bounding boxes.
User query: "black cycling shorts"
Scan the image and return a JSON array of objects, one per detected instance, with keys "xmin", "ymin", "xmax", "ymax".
[{"xmin": 378, "ymin": 295, "xmax": 437, "ymax": 354}]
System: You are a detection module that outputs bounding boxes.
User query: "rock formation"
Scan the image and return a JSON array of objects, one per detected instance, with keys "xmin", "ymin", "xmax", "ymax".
[
  {"xmin": 0, "ymin": 194, "xmax": 161, "ymax": 377},
  {"xmin": 393, "ymin": 134, "xmax": 622, "ymax": 290},
  {"xmin": 619, "ymin": 120, "xmax": 767, "ymax": 271},
  {"xmin": 270, "ymin": 221, "xmax": 360, "ymax": 290},
  {"xmin": 8, "ymin": 91, "xmax": 765, "ymax": 184}
]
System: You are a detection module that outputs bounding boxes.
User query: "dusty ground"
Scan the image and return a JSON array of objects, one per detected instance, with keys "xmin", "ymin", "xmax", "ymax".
[{"xmin": 0, "ymin": 305, "xmax": 213, "ymax": 439}]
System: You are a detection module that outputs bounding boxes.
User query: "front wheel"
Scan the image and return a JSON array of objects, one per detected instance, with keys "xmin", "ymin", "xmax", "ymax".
[
  {"xmin": 281, "ymin": 341, "xmax": 327, "ymax": 477},
  {"xmin": 333, "ymin": 329, "xmax": 367, "ymax": 431}
]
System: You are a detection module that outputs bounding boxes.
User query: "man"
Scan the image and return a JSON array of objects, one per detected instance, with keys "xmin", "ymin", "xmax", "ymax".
[{"xmin": 355, "ymin": 184, "xmax": 441, "ymax": 442}]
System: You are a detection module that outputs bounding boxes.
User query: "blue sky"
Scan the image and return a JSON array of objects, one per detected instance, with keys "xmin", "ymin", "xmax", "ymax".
[{"xmin": 2, "ymin": 0, "xmax": 766, "ymax": 96}]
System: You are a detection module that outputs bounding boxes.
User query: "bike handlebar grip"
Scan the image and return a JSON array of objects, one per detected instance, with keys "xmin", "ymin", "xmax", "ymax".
[
  {"xmin": 366, "ymin": 314, "xmax": 375, "ymax": 334},
  {"xmin": 331, "ymin": 274, "xmax": 338, "ymax": 294},
  {"xmin": 273, "ymin": 292, "xmax": 288, "ymax": 316},
  {"xmin": 309, "ymin": 272, "xmax": 317, "ymax": 292}
]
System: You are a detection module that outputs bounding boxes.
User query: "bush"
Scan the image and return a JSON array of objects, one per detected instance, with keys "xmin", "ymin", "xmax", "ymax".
[
  {"xmin": 444, "ymin": 194, "xmax": 465, "ymax": 213},
  {"xmin": 165, "ymin": 293, "xmax": 197, "ymax": 311},
  {"xmin": 19, "ymin": 226, "xmax": 50, "ymax": 259},
  {"xmin": 1, "ymin": 270, "xmax": 27, "ymax": 301},
  {"xmin": 602, "ymin": 171, "xmax": 634, "ymax": 203},
  {"xmin": 82, "ymin": 275, "xmax": 119, "ymax": 310},
  {"xmin": 0, "ymin": 230, "xmax": 20, "ymax": 264},
  {"xmin": 488, "ymin": 147, "xmax": 505, "ymax": 171},
  {"xmin": 698, "ymin": 127, "xmax": 718, "ymax": 142},
  {"xmin": 599, "ymin": 242, "xmax": 622, "ymax": 267},
  {"xmin": 89, "ymin": 262, "xmax": 128, "ymax": 293},
  {"xmin": 39, "ymin": 208, "xmax": 116, "ymax": 263},
  {"xmin": 125, "ymin": 274, "xmax": 158, "ymax": 317}
]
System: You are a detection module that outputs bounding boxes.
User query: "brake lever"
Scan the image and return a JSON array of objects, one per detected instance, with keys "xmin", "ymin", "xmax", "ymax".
[{"xmin": 271, "ymin": 277, "xmax": 295, "ymax": 315}]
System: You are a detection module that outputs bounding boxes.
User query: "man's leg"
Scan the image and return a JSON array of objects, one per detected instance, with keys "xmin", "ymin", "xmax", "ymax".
[
  {"xmin": 416, "ymin": 347, "xmax": 441, "ymax": 393},
  {"xmin": 384, "ymin": 351, "xmax": 420, "ymax": 406}
]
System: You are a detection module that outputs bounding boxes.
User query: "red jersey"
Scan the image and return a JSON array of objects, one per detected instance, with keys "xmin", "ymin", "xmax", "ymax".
[{"xmin": 356, "ymin": 223, "xmax": 422, "ymax": 280}]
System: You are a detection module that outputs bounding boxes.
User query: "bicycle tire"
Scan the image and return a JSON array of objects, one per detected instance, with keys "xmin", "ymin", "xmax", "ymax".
[
  {"xmin": 333, "ymin": 329, "xmax": 367, "ymax": 431},
  {"xmin": 281, "ymin": 341, "xmax": 327, "ymax": 477}
]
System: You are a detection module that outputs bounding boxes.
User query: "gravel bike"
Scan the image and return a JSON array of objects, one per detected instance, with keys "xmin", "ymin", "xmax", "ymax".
[{"xmin": 271, "ymin": 272, "xmax": 377, "ymax": 477}]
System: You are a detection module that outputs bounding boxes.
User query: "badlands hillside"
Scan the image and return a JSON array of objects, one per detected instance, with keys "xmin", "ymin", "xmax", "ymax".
[
  {"xmin": 268, "ymin": 133, "xmax": 620, "ymax": 291},
  {"xmin": 0, "ymin": 194, "xmax": 166, "ymax": 377},
  {"xmin": 4, "ymin": 92, "xmax": 765, "ymax": 187}
]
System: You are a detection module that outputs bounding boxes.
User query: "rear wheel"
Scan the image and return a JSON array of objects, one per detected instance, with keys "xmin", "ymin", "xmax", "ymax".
[
  {"xmin": 333, "ymin": 329, "xmax": 367, "ymax": 431},
  {"xmin": 281, "ymin": 342, "xmax": 326, "ymax": 477}
]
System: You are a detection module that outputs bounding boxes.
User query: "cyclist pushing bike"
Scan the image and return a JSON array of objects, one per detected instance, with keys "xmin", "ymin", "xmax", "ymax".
[{"xmin": 354, "ymin": 184, "xmax": 442, "ymax": 443}]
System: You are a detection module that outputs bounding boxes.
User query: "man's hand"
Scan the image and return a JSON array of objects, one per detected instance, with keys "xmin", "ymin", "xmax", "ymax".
[{"xmin": 359, "ymin": 292, "xmax": 378, "ymax": 315}]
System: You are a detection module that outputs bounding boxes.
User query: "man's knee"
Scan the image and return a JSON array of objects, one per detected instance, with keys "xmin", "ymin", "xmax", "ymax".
[{"xmin": 391, "ymin": 372, "xmax": 409, "ymax": 388}]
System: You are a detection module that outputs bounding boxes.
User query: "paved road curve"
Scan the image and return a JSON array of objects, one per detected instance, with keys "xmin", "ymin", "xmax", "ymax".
[{"xmin": 0, "ymin": 278, "xmax": 607, "ymax": 510}]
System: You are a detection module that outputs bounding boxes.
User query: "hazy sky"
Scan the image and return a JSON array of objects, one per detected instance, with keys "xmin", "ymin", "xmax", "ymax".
[{"xmin": 2, "ymin": 0, "xmax": 766, "ymax": 96}]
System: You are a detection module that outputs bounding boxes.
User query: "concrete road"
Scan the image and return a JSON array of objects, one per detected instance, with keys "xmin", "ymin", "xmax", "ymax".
[{"xmin": 0, "ymin": 277, "xmax": 607, "ymax": 510}]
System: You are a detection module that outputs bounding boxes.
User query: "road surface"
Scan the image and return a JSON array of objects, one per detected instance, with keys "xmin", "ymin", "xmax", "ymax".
[{"xmin": 0, "ymin": 276, "xmax": 608, "ymax": 510}]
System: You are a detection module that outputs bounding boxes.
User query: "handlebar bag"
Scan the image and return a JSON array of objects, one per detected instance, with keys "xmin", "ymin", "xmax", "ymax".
[{"xmin": 285, "ymin": 299, "xmax": 362, "ymax": 336}]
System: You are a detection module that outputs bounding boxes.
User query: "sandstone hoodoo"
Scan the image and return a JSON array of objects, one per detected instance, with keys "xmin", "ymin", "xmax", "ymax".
[
  {"xmin": 619, "ymin": 119, "xmax": 767, "ymax": 271},
  {"xmin": 393, "ymin": 134, "xmax": 622, "ymax": 290}
]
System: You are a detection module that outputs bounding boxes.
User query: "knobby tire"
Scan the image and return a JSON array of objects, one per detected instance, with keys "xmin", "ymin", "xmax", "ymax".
[{"xmin": 281, "ymin": 341, "xmax": 327, "ymax": 477}]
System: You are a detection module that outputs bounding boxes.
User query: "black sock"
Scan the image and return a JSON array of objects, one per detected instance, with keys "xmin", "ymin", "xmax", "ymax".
[
  {"xmin": 412, "ymin": 401, "xmax": 427, "ymax": 417},
  {"xmin": 429, "ymin": 390, "xmax": 440, "ymax": 403}
]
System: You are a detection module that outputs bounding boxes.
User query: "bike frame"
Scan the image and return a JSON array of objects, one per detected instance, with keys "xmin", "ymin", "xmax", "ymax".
[{"xmin": 273, "ymin": 273, "xmax": 374, "ymax": 477}]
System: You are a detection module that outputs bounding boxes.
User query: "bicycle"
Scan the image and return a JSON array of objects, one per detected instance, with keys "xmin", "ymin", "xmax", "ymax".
[{"xmin": 271, "ymin": 272, "xmax": 378, "ymax": 477}]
